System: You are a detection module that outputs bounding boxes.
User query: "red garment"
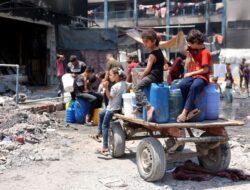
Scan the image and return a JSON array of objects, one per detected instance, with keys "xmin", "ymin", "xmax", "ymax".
[
  {"xmin": 167, "ymin": 57, "xmax": 184, "ymax": 84},
  {"xmin": 56, "ymin": 60, "xmax": 64, "ymax": 77},
  {"xmin": 127, "ymin": 62, "xmax": 138, "ymax": 83},
  {"xmin": 127, "ymin": 62, "xmax": 138, "ymax": 74},
  {"xmin": 187, "ymin": 48, "xmax": 211, "ymax": 83}
]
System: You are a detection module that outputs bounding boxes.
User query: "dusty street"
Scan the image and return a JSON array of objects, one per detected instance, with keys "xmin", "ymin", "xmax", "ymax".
[{"xmin": 0, "ymin": 97, "xmax": 250, "ymax": 190}]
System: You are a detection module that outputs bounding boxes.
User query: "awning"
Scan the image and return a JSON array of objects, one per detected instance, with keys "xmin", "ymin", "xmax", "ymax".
[
  {"xmin": 126, "ymin": 29, "xmax": 184, "ymax": 49},
  {"xmin": 219, "ymin": 49, "xmax": 250, "ymax": 64}
]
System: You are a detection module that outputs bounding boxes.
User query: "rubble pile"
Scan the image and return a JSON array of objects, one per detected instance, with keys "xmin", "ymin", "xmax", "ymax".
[{"xmin": 0, "ymin": 101, "xmax": 65, "ymax": 172}]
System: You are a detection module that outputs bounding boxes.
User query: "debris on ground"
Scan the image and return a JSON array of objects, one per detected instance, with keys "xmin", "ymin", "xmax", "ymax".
[
  {"xmin": 98, "ymin": 176, "xmax": 128, "ymax": 188},
  {"xmin": 0, "ymin": 99, "xmax": 65, "ymax": 172}
]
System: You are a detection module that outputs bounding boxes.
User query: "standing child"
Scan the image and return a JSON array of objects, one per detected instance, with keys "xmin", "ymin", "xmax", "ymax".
[
  {"xmin": 96, "ymin": 67, "xmax": 127, "ymax": 155},
  {"xmin": 177, "ymin": 29, "xmax": 211, "ymax": 123},
  {"xmin": 224, "ymin": 72, "xmax": 234, "ymax": 103},
  {"xmin": 133, "ymin": 29, "xmax": 166, "ymax": 121},
  {"xmin": 225, "ymin": 72, "xmax": 234, "ymax": 89},
  {"xmin": 56, "ymin": 54, "xmax": 65, "ymax": 96},
  {"xmin": 243, "ymin": 64, "xmax": 250, "ymax": 96}
]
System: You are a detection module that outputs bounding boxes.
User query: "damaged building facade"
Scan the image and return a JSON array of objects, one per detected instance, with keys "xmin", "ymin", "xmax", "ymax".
[
  {"xmin": 226, "ymin": 0, "xmax": 250, "ymax": 48},
  {"xmin": 0, "ymin": 0, "xmax": 88, "ymax": 86}
]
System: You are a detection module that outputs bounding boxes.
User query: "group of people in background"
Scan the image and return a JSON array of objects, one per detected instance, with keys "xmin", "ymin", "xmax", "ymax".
[
  {"xmin": 56, "ymin": 28, "xmax": 249, "ymax": 154},
  {"xmin": 56, "ymin": 52, "xmax": 128, "ymax": 155}
]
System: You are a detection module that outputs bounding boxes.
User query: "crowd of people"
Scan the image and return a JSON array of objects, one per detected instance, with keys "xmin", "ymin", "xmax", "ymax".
[{"xmin": 56, "ymin": 28, "xmax": 249, "ymax": 155}]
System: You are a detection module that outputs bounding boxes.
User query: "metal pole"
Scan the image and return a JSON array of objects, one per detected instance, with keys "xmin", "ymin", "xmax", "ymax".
[
  {"xmin": 222, "ymin": 0, "xmax": 227, "ymax": 46},
  {"xmin": 16, "ymin": 65, "xmax": 19, "ymax": 104},
  {"xmin": 166, "ymin": 0, "xmax": 170, "ymax": 59},
  {"xmin": 205, "ymin": 0, "xmax": 210, "ymax": 37},
  {"xmin": 104, "ymin": 0, "xmax": 108, "ymax": 28},
  {"xmin": 133, "ymin": 0, "xmax": 138, "ymax": 27},
  {"xmin": 0, "ymin": 64, "xmax": 19, "ymax": 104},
  {"xmin": 166, "ymin": 0, "xmax": 170, "ymax": 40}
]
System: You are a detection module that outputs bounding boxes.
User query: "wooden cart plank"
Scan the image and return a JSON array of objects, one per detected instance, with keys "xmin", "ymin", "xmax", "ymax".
[{"xmin": 114, "ymin": 114, "xmax": 244, "ymax": 130}]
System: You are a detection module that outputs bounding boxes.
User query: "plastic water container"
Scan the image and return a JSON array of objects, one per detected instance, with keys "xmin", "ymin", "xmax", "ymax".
[
  {"xmin": 122, "ymin": 93, "xmax": 137, "ymax": 118},
  {"xmin": 93, "ymin": 108, "xmax": 102, "ymax": 126},
  {"xmin": 224, "ymin": 88, "xmax": 233, "ymax": 103},
  {"xmin": 66, "ymin": 101, "xmax": 76, "ymax": 123},
  {"xmin": 74, "ymin": 98, "xmax": 90, "ymax": 124},
  {"xmin": 148, "ymin": 83, "xmax": 169, "ymax": 123},
  {"xmin": 65, "ymin": 101, "xmax": 70, "ymax": 110},
  {"xmin": 62, "ymin": 74, "xmax": 74, "ymax": 92},
  {"xmin": 169, "ymin": 89, "xmax": 183, "ymax": 122},
  {"xmin": 189, "ymin": 90, "xmax": 206, "ymax": 122},
  {"xmin": 171, "ymin": 79, "xmax": 182, "ymax": 90},
  {"xmin": 142, "ymin": 86, "xmax": 151, "ymax": 121},
  {"xmin": 205, "ymin": 84, "xmax": 220, "ymax": 120}
]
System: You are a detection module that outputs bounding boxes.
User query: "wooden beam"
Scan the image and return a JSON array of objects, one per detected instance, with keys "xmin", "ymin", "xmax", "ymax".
[{"xmin": 114, "ymin": 114, "xmax": 245, "ymax": 130}]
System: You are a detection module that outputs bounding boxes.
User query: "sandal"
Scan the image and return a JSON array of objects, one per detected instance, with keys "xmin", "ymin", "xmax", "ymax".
[
  {"xmin": 96, "ymin": 148, "xmax": 109, "ymax": 156},
  {"xmin": 89, "ymin": 134, "xmax": 102, "ymax": 143},
  {"xmin": 186, "ymin": 109, "xmax": 200, "ymax": 121},
  {"xmin": 177, "ymin": 114, "xmax": 187, "ymax": 123}
]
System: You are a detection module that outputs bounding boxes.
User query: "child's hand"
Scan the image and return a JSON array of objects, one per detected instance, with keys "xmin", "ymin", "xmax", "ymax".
[
  {"xmin": 103, "ymin": 81, "xmax": 109, "ymax": 88},
  {"xmin": 138, "ymin": 72, "xmax": 144, "ymax": 79},
  {"xmin": 184, "ymin": 73, "xmax": 192, "ymax": 78}
]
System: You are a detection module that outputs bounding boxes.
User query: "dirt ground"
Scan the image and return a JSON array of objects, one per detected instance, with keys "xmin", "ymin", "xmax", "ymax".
[{"xmin": 0, "ymin": 97, "xmax": 250, "ymax": 190}]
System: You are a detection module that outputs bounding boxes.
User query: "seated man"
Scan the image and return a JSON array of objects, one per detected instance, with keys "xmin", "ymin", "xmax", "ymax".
[{"xmin": 73, "ymin": 66, "xmax": 102, "ymax": 125}]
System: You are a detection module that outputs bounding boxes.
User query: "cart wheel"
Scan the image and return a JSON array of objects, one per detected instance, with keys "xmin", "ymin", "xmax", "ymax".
[
  {"xmin": 196, "ymin": 132, "xmax": 231, "ymax": 172},
  {"xmin": 109, "ymin": 122, "xmax": 125, "ymax": 158},
  {"xmin": 136, "ymin": 137, "xmax": 166, "ymax": 182}
]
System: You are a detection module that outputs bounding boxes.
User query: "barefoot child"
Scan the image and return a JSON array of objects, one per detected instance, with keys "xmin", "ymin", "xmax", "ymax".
[
  {"xmin": 96, "ymin": 67, "xmax": 127, "ymax": 155},
  {"xmin": 177, "ymin": 29, "xmax": 211, "ymax": 123},
  {"xmin": 134, "ymin": 29, "xmax": 166, "ymax": 121}
]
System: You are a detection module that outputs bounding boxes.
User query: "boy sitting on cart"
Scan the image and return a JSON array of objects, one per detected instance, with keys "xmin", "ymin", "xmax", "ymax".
[{"xmin": 177, "ymin": 29, "xmax": 211, "ymax": 123}]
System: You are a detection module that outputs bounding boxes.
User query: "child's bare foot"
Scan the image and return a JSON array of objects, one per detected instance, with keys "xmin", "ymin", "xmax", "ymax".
[
  {"xmin": 177, "ymin": 114, "xmax": 187, "ymax": 123},
  {"xmin": 132, "ymin": 108, "xmax": 142, "ymax": 114},
  {"xmin": 147, "ymin": 106, "xmax": 154, "ymax": 122},
  {"xmin": 85, "ymin": 115, "xmax": 91, "ymax": 124}
]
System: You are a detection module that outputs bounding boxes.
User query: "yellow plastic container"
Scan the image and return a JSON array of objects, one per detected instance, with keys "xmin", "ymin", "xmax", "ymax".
[
  {"xmin": 65, "ymin": 101, "xmax": 70, "ymax": 110},
  {"xmin": 93, "ymin": 108, "xmax": 102, "ymax": 126}
]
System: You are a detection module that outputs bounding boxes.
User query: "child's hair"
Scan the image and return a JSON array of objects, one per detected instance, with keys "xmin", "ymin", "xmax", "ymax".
[
  {"xmin": 85, "ymin": 66, "xmax": 94, "ymax": 73},
  {"xmin": 132, "ymin": 54, "xmax": 139, "ymax": 62},
  {"xmin": 70, "ymin": 55, "xmax": 78, "ymax": 62},
  {"xmin": 111, "ymin": 67, "xmax": 126, "ymax": 81},
  {"xmin": 212, "ymin": 76, "xmax": 218, "ymax": 83},
  {"xmin": 186, "ymin": 29, "xmax": 205, "ymax": 44},
  {"xmin": 97, "ymin": 71, "xmax": 106, "ymax": 79},
  {"xmin": 56, "ymin": 53, "xmax": 64, "ymax": 60},
  {"xmin": 141, "ymin": 29, "xmax": 160, "ymax": 46}
]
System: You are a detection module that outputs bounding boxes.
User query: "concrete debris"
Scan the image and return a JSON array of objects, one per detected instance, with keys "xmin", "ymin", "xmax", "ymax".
[
  {"xmin": 98, "ymin": 176, "xmax": 128, "ymax": 188},
  {"xmin": 0, "ymin": 102, "xmax": 65, "ymax": 171}
]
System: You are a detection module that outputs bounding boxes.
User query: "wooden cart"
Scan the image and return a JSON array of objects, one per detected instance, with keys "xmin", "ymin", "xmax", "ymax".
[{"xmin": 108, "ymin": 114, "xmax": 245, "ymax": 182}]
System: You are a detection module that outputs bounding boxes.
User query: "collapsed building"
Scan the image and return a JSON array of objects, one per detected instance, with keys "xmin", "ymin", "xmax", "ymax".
[{"xmin": 0, "ymin": 0, "xmax": 115, "ymax": 90}]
